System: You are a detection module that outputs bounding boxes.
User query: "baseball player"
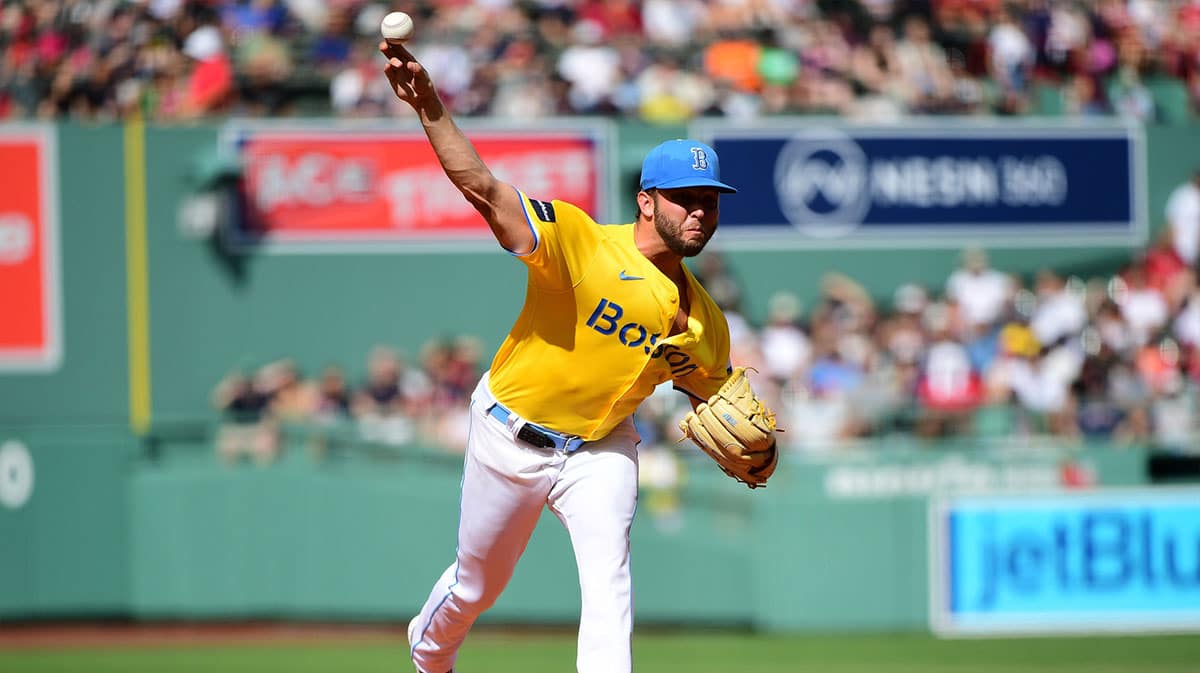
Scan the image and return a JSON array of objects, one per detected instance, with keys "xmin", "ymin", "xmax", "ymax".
[{"xmin": 381, "ymin": 40, "xmax": 777, "ymax": 673}]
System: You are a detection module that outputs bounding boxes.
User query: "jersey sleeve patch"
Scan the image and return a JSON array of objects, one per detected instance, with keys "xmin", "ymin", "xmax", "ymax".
[{"xmin": 528, "ymin": 198, "xmax": 556, "ymax": 223}]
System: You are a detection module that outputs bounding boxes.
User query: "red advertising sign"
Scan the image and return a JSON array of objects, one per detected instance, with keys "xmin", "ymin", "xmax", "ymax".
[
  {"xmin": 0, "ymin": 127, "xmax": 60, "ymax": 371},
  {"xmin": 235, "ymin": 128, "xmax": 606, "ymax": 247}
]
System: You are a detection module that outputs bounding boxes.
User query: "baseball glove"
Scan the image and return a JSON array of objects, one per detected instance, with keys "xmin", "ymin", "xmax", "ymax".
[{"xmin": 678, "ymin": 367, "xmax": 778, "ymax": 489}]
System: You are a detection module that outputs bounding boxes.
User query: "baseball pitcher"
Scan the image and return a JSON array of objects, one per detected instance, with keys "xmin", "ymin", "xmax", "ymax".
[{"xmin": 381, "ymin": 39, "xmax": 778, "ymax": 673}]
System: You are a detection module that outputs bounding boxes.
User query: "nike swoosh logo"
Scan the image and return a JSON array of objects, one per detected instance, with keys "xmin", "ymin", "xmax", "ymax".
[{"xmin": 619, "ymin": 270, "xmax": 644, "ymax": 281}]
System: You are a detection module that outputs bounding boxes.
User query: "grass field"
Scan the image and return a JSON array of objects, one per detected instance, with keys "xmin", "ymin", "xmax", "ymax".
[{"xmin": 2, "ymin": 630, "xmax": 1197, "ymax": 673}]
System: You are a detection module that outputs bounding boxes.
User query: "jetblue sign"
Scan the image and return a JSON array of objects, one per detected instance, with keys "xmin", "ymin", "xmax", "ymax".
[
  {"xmin": 930, "ymin": 490, "xmax": 1200, "ymax": 635},
  {"xmin": 692, "ymin": 122, "xmax": 1145, "ymax": 247}
]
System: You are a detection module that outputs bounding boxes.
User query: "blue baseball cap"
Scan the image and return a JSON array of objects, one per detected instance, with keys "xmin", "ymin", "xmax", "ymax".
[{"xmin": 639, "ymin": 139, "xmax": 737, "ymax": 194}]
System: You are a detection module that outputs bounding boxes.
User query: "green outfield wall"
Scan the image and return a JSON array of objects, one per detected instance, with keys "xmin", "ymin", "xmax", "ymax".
[
  {"xmin": 0, "ymin": 427, "xmax": 133, "ymax": 617},
  {"xmin": 0, "ymin": 424, "xmax": 1147, "ymax": 629}
]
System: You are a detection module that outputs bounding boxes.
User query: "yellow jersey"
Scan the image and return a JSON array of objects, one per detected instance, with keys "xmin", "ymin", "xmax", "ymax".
[{"xmin": 486, "ymin": 191, "xmax": 731, "ymax": 441}]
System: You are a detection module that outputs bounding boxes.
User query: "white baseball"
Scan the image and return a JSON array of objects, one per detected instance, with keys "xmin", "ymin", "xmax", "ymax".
[{"xmin": 380, "ymin": 11, "xmax": 414, "ymax": 42}]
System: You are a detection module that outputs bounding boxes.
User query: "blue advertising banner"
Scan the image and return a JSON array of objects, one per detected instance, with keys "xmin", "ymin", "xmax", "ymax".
[
  {"xmin": 690, "ymin": 121, "xmax": 1146, "ymax": 248},
  {"xmin": 930, "ymin": 490, "xmax": 1200, "ymax": 635}
]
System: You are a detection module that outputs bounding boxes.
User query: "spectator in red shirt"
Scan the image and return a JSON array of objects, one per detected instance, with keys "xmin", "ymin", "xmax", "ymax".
[{"xmin": 180, "ymin": 24, "xmax": 233, "ymax": 118}]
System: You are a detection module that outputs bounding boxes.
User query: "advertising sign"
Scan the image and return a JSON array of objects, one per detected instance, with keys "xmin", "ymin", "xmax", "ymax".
[
  {"xmin": 0, "ymin": 126, "xmax": 60, "ymax": 372},
  {"xmin": 691, "ymin": 121, "xmax": 1145, "ymax": 248},
  {"xmin": 223, "ymin": 122, "xmax": 611, "ymax": 252},
  {"xmin": 930, "ymin": 490, "xmax": 1200, "ymax": 635}
]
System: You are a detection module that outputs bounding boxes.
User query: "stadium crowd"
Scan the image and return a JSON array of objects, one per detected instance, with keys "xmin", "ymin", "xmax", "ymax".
[
  {"xmin": 3, "ymin": 0, "xmax": 1199, "ymax": 122},
  {"xmin": 628, "ymin": 227, "xmax": 1200, "ymax": 456},
  {"xmin": 687, "ymin": 242, "xmax": 1200, "ymax": 455},
  {"xmin": 211, "ymin": 220, "xmax": 1200, "ymax": 463},
  {"xmin": 211, "ymin": 336, "xmax": 484, "ymax": 463}
]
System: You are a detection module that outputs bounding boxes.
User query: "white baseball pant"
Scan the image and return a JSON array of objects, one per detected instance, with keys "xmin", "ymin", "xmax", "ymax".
[{"xmin": 408, "ymin": 373, "xmax": 641, "ymax": 673}]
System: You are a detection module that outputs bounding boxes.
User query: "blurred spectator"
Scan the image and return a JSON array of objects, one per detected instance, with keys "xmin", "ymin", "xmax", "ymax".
[
  {"xmin": 895, "ymin": 15, "xmax": 956, "ymax": 112},
  {"xmin": 410, "ymin": 335, "xmax": 484, "ymax": 414},
  {"xmin": 642, "ymin": 0, "xmax": 709, "ymax": 49},
  {"xmin": 414, "ymin": 335, "xmax": 486, "ymax": 452},
  {"xmin": 946, "ymin": 247, "xmax": 1015, "ymax": 332},
  {"xmin": 759, "ymin": 291, "xmax": 811, "ymax": 390},
  {"xmin": 180, "ymin": 24, "xmax": 234, "ymax": 118},
  {"xmin": 881, "ymin": 283, "xmax": 929, "ymax": 367},
  {"xmin": 312, "ymin": 364, "xmax": 352, "ymax": 423},
  {"xmin": 309, "ymin": 6, "xmax": 354, "ymax": 74},
  {"xmin": 1164, "ymin": 168, "xmax": 1200, "ymax": 267},
  {"xmin": 1043, "ymin": 0, "xmax": 1091, "ymax": 76},
  {"xmin": 637, "ymin": 53, "xmax": 714, "ymax": 123},
  {"xmin": 234, "ymin": 23, "xmax": 295, "ymax": 116},
  {"xmin": 1063, "ymin": 73, "xmax": 1113, "ymax": 115},
  {"xmin": 693, "ymin": 251, "xmax": 745, "ymax": 314},
  {"xmin": 1174, "ymin": 286, "xmax": 1200, "ymax": 352},
  {"xmin": 1109, "ymin": 68, "xmax": 1157, "ymax": 121},
  {"xmin": 1094, "ymin": 298, "xmax": 1136, "ymax": 357},
  {"xmin": 1072, "ymin": 337, "xmax": 1139, "ymax": 443},
  {"xmin": 1029, "ymin": 269, "xmax": 1088, "ymax": 347},
  {"xmin": 786, "ymin": 324, "xmax": 874, "ymax": 451},
  {"xmin": 351, "ymin": 345, "xmax": 414, "ymax": 445},
  {"xmin": 1114, "ymin": 258, "xmax": 1170, "ymax": 347},
  {"xmin": 260, "ymin": 358, "xmax": 312, "ymax": 422},
  {"xmin": 988, "ymin": 5, "xmax": 1034, "ymax": 99},
  {"xmin": 850, "ymin": 23, "xmax": 907, "ymax": 118},
  {"xmin": 223, "ymin": 0, "xmax": 290, "ymax": 36},
  {"xmin": 812, "ymin": 272, "xmax": 875, "ymax": 336},
  {"xmin": 353, "ymin": 345, "xmax": 408, "ymax": 418},
  {"xmin": 211, "ymin": 368, "xmax": 279, "ymax": 465},
  {"xmin": 1010, "ymin": 340, "xmax": 1085, "ymax": 435},
  {"xmin": 557, "ymin": 21, "xmax": 621, "ymax": 113},
  {"xmin": 330, "ymin": 41, "xmax": 392, "ymax": 116},
  {"xmin": 916, "ymin": 302, "xmax": 984, "ymax": 437},
  {"xmin": 795, "ymin": 18, "xmax": 856, "ymax": 114},
  {"xmin": 703, "ymin": 30, "xmax": 763, "ymax": 95}
]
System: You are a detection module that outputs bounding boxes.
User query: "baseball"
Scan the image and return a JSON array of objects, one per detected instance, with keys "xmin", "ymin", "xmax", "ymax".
[{"xmin": 380, "ymin": 11, "xmax": 414, "ymax": 42}]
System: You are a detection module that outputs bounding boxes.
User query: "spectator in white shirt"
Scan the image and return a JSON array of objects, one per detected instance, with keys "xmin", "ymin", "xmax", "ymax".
[
  {"xmin": 1115, "ymin": 260, "xmax": 1169, "ymax": 347},
  {"xmin": 1030, "ymin": 269, "xmax": 1088, "ymax": 346},
  {"xmin": 1174, "ymin": 289, "xmax": 1200, "ymax": 350},
  {"xmin": 556, "ymin": 22, "xmax": 621, "ymax": 112},
  {"xmin": 946, "ymin": 247, "xmax": 1015, "ymax": 331},
  {"xmin": 988, "ymin": 6, "xmax": 1034, "ymax": 95},
  {"xmin": 760, "ymin": 291, "xmax": 811, "ymax": 389},
  {"xmin": 1164, "ymin": 169, "xmax": 1200, "ymax": 266}
]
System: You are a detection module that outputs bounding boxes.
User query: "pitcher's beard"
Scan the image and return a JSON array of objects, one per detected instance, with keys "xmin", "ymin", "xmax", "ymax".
[{"xmin": 654, "ymin": 208, "xmax": 707, "ymax": 257}]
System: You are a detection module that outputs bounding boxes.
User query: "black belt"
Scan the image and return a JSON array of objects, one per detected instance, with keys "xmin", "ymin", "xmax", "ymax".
[{"xmin": 486, "ymin": 402, "xmax": 588, "ymax": 452}]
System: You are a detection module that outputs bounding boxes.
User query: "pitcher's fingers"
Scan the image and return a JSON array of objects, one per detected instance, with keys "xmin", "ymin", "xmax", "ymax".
[
  {"xmin": 386, "ymin": 39, "xmax": 417, "ymax": 61},
  {"xmin": 388, "ymin": 57, "xmax": 415, "ymax": 77},
  {"xmin": 378, "ymin": 40, "xmax": 401, "ymax": 61},
  {"xmin": 378, "ymin": 39, "xmax": 417, "ymax": 62},
  {"xmin": 384, "ymin": 57, "xmax": 422, "ymax": 78}
]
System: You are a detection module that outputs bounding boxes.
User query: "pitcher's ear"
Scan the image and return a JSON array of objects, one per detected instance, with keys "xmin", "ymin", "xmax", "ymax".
[{"xmin": 636, "ymin": 189, "xmax": 655, "ymax": 219}]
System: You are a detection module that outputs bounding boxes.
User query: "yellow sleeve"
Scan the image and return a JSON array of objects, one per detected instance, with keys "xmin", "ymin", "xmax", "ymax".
[
  {"xmin": 511, "ymin": 190, "xmax": 597, "ymax": 290},
  {"xmin": 673, "ymin": 363, "xmax": 732, "ymax": 403}
]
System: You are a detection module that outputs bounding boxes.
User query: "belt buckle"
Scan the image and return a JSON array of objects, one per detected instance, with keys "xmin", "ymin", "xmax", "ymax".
[{"xmin": 516, "ymin": 423, "xmax": 555, "ymax": 449}]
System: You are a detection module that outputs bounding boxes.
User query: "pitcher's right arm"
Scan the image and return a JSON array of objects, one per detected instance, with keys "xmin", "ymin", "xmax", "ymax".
[{"xmin": 380, "ymin": 41, "xmax": 532, "ymax": 254}]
